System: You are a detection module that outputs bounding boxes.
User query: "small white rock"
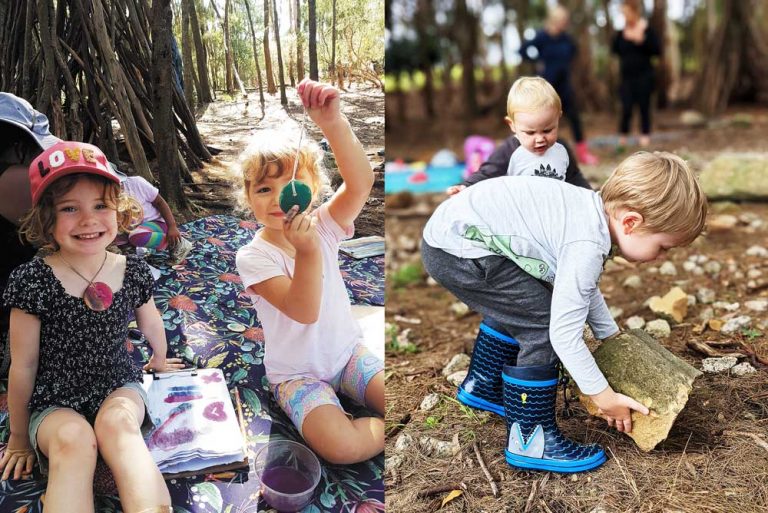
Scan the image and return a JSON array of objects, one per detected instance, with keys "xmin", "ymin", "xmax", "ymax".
[
  {"xmin": 625, "ymin": 316, "xmax": 646, "ymax": 330},
  {"xmin": 721, "ymin": 315, "xmax": 752, "ymax": 334},
  {"xmin": 420, "ymin": 393, "xmax": 441, "ymax": 411},
  {"xmin": 419, "ymin": 436, "xmax": 460, "ymax": 458},
  {"xmin": 734, "ymin": 271, "xmax": 745, "ymax": 280},
  {"xmin": 446, "ymin": 370, "xmax": 468, "ymax": 387},
  {"xmin": 647, "ymin": 266, "xmax": 659, "ymax": 274},
  {"xmin": 426, "ymin": 276, "xmax": 438, "ymax": 286},
  {"xmin": 385, "ymin": 454, "xmax": 404, "ymax": 471},
  {"xmin": 692, "ymin": 266, "xmax": 705, "ymax": 276},
  {"xmin": 645, "ymin": 319, "xmax": 671, "ymax": 338},
  {"xmin": 699, "ymin": 307, "xmax": 715, "ymax": 322},
  {"xmin": 450, "ymin": 301, "xmax": 470, "ymax": 317},
  {"xmin": 747, "ymin": 269, "xmax": 763, "ymax": 279},
  {"xmin": 690, "ymin": 254, "xmax": 709, "ymax": 264},
  {"xmin": 745, "ymin": 300, "xmax": 768, "ymax": 312},
  {"xmin": 731, "ymin": 362, "xmax": 757, "ymax": 376},
  {"xmin": 682, "ymin": 261, "xmax": 698, "ymax": 272},
  {"xmin": 696, "ymin": 287, "xmax": 715, "ymax": 305},
  {"xmin": 687, "ymin": 295, "xmax": 697, "ymax": 306},
  {"xmin": 659, "ymin": 262, "xmax": 677, "ymax": 276},
  {"xmin": 702, "ymin": 356, "xmax": 739, "ymax": 373},
  {"xmin": 442, "ymin": 353, "xmax": 471, "ymax": 376},
  {"xmin": 622, "ymin": 275, "xmax": 642, "ymax": 289},
  {"xmin": 713, "ymin": 301, "xmax": 740, "ymax": 312},
  {"xmin": 395, "ymin": 433, "xmax": 414, "ymax": 452},
  {"xmin": 609, "ymin": 306, "xmax": 624, "ymax": 319},
  {"xmin": 703, "ymin": 261, "xmax": 722, "ymax": 275},
  {"xmin": 745, "ymin": 245, "xmax": 768, "ymax": 258}
]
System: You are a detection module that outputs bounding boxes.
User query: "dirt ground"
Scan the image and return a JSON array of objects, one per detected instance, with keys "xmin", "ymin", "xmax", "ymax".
[
  {"xmin": 385, "ymin": 104, "xmax": 768, "ymax": 512},
  {"xmin": 177, "ymin": 84, "xmax": 384, "ymax": 236}
]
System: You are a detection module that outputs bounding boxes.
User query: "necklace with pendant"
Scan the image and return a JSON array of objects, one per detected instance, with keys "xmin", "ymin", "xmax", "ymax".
[{"xmin": 59, "ymin": 252, "xmax": 113, "ymax": 311}]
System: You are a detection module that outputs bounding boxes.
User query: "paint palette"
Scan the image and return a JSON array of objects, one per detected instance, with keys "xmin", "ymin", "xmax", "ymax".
[{"xmin": 142, "ymin": 368, "xmax": 248, "ymax": 476}]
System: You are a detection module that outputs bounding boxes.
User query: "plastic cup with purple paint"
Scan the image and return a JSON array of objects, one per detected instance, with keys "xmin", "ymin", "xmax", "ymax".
[{"xmin": 253, "ymin": 440, "xmax": 321, "ymax": 512}]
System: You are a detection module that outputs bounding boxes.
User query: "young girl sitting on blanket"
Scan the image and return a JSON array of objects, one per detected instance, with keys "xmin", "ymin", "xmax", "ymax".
[
  {"xmin": 0, "ymin": 141, "xmax": 183, "ymax": 513},
  {"xmin": 235, "ymin": 79, "xmax": 384, "ymax": 464}
]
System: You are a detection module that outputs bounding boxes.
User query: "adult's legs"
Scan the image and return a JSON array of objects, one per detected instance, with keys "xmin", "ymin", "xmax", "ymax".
[
  {"xmin": 94, "ymin": 388, "xmax": 170, "ymax": 513},
  {"xmin": 618, "ymin": 81, "xmax": 634, "ymax": 146},
  {"xmin": 637, "ymin": 74, "xmax": 654, "ymax": 146},
  {"xmin": 36, "ymin": 409, "xmax": 98, "ymax": 513},
  {"xmin": 559, "ymin": 84, "xmax": 584, "ymax": 143}
]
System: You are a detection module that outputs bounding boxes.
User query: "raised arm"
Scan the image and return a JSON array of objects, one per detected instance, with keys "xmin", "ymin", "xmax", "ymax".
[
  {"xmin": 1, "ymin": 309, "xmax": 40, "ymax": 480},
  {"xmin": 298, "ymin": 79, "xmax": 374, "ymax": 230}
]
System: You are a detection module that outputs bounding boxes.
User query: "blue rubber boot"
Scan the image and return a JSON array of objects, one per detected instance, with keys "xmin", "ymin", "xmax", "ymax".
[
  {"xmin": 456, "ymin": 321, "xmax": 520, "ymax": 416},
  {"xmin": 503, "ymin": 364, "xmax": 606, "ymax": 473}
]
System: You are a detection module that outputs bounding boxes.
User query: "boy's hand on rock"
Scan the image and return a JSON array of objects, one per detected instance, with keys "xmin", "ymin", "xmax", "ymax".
[
  {"xmin": 283, "ymin": 206, "xmax": 319, "ymax": 254},
  {"xmin": 446, "ymin": 185, "xmax": 466, "ymax": 196},
  {"xmin": 297, "ymin": 78, "xmax": 342, "ymax": 129},
  {"xmin": 590, "ymin": 386, "xmax": 650, "ymax": 433}
]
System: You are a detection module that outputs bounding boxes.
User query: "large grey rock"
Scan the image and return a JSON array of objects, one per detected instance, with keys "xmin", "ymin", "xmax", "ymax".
[
  {"xmin": 579, "ymin": 330, "xmax": 702, "ymax": 451},
  {"xmin": 699, "ymin": 153, "xmax": 768, "ymax": 200}
]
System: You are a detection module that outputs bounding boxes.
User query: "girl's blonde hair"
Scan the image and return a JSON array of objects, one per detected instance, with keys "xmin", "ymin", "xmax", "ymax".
[
  {"xmin": 601, "ymin": 151, "xmax": 708, "ymax": 245},
  {"xmin": 506, "ymin": 77, "xmax": 562, "ymax": 122},
  {"xmin": 20, "ymin": 174, "xmax": 142, "ymax": 250},
  {"xmin": 235, "ymin": 130, "xmax": 330, "ymax": 216}
]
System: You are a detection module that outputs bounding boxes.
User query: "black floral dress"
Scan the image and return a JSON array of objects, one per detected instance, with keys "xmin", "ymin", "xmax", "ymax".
[{"xmin": 3, "ymin": 254, "xmax": 153, "ymax": 418}]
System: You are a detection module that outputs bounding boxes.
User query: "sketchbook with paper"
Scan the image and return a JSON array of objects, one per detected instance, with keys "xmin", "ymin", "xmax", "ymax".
[{"xmin": 141, "ymin": 368, "xmax": 248, "ymax": 476}]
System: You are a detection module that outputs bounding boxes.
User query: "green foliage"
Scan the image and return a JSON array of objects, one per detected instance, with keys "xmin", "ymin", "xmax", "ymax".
[
  {"xmin": 424, "ymin": 415, "xmax": 441, "ymax": 429},
  {"xmin": 742, "ymin": 328, "xmax": 762, "ymax": 341},
  {"xmin": 385, "ymin": 323, "xmax": 418, "ymax": 353},
  {"xmin": 389, "ymin": 262, "xmax": 424, "ymax": 288}
]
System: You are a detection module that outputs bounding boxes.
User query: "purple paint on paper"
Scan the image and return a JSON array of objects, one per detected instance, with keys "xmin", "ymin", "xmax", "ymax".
[{"xmin": 203, "ymin": 401, "xmax": 227, "ymax": 421}]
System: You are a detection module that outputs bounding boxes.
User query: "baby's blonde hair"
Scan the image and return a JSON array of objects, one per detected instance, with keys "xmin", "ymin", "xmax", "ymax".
[
  {"xmin": 601, "ymin": 151, "xmax": 708, "ymax": 245},
  {"xmin": 235, "ymin": 130, "xmax": 330, "ymax": 216},
  {"xmin": 506, "ymin": 77, "xmax": 562, "ymax": 122}
]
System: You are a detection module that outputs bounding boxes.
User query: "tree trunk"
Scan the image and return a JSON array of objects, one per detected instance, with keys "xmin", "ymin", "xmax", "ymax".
[
  {"xmin": 330, "ymin": 0, "xmax": 337, "ymax": 85},
  {"xmin": 21, "ymin": 0, "xmax": 35, "ymax": 100},
  {"xmin": 264, "ymin": 0, "xmax": 277, "ymax": 93},
  {"xmin": 295, "ymin": 0, "xmax": 304, "ymax": 79},
  {"xmin": 36, "ymin": 0, "xmax": 56, "ymax": 117},
  {"xmin": 91, "ymin": 0, "xmax": 153, "ymax": 180},
  {"xmin": 188, "ymin": 0, "xmax": 213, "ymax": 103},
  {"xmin": 415, "ymin": 0, "xmax": 436, "ymax": 119},
  {"xmin": 308, "ymin": 0, "xmax": 319, "ymax": 80},
  {"xmin": 244, "ymin": 0, "xmax": 266, "ymax": 114},
  {"xmin": 151, "ymin": 0, "xmax": 188, "ymax": 211},
  {"xmin": 454, "ymin": 0, "xmax": 478, "ymax": 118},
  {"xmin": 566, "ymin": 0, "xmax": 603, "ymax": 112},
  {"xmin": 209, "ymin": 0, "xmax": 246, "ymax": 97},
  {"xmin": 181, "ymin": 0, "xmax": 197, "ymax": 109},
  {"xmin": 650, "ymin": 0, "xmax": 669, "ymax": 108},
  {"xmin": 224, "ymin": 0, "xmax": 233, "ymax": 93},
  {"xmin": 272, "ymin": 0, "xmax": 288, "ymax": 105}
]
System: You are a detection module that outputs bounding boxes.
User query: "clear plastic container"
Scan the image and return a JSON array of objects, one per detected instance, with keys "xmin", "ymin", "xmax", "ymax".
[{"xmin": 253, "ymin": 440, "xmax": 321, "ymax": 512}]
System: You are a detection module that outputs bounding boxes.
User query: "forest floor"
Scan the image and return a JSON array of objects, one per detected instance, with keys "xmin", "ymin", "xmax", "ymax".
[
  {"xmin": 177, "ymin": 83, "xmax": 385, "ymax": 237},
  {"xmin": 385, "ymin": 103, "xmax": 768, "ymax": 512}
]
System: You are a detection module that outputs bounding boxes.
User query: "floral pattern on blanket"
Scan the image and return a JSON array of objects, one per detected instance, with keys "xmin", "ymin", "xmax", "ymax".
[{"xmin": 0, "ymin": 215, "xmax": 384, "ymax": 513}]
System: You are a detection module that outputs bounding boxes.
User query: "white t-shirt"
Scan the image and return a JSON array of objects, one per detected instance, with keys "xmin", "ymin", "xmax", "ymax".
[
  {"xmin": 236, "ymin": 203, "xmax": 361, "ymax": 384},
  {"xmin": 506, "ymin": 141, "xmax": 569, "ymax": 180},
  {"xmin": 423, "ymin": 177, "xmax": 617, "ymax": 395},
  {"xmin": 122, "ymin": 176, "xmax": 161, "ymax": 222}
]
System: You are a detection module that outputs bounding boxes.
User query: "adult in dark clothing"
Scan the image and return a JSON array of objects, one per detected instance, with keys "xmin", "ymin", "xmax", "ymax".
[
  {"xmin": 462, "ymin": 135, "xmax": 593, "ymax": 191},
  {"xmin": 0, "ymin": 93, "xmax": 60, "ymax": 375},
  {"xmin": 611, "ymin": 0, "xmax": 660, "ymax": 148},
  {"xmin": 520, "ymin": 5, "xmax": 599, "ymax": 165}
]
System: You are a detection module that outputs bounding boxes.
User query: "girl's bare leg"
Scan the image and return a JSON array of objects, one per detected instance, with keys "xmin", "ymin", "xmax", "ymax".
[
  {"xmin": 36, "ymin": 409, "xmax": 98, "ymax": 513},
  {"xmin": 94, "ymin": 388, "xmax": 170, "ymax": 513},
  {"xmin": 302, "ymin": 405, "xmax": 384, "ymax": 464}
]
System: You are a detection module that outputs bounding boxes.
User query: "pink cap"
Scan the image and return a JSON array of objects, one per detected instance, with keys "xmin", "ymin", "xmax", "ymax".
[{"xmin": 29, "ymin": 141, "xmax": 120, "ymax": 205}]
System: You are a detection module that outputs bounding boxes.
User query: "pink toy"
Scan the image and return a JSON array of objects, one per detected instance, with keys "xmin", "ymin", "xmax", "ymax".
[{"xmin": 463, "ymin": 136, "xmax": 496, "ymax": 178}]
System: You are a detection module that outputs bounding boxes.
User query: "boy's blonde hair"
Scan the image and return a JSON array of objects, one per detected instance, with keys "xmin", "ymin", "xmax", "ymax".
[
  {"xmin": 506, "ymin": 77, "xmax": 562, "ymax": 122},
  {"xmin": 235, "ymin": 130, "xmax": 330, "ymax": 216},
  {"xmin": 20, "ymin": 174, "xmax": 142, "ymax": 250},
  {"xmin": 601, "ymin": 151, "xmax": 708, "ymax": 245}
]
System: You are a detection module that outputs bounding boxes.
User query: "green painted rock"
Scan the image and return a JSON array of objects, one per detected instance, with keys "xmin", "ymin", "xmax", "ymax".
[
  {"xmin": 279, "ymin": 180, "xmax": 312, "ymax": 213},
  {"xmin": 579, "ymin": 329, "xmax": 702, "ymax": 451},
  {"xmin": 699, "ymin": 154, "xmax": 768, "ymax": 200}
]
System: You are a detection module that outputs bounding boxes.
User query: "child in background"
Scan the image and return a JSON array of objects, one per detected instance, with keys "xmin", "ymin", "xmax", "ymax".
[
  {"xmin": 235, "ymin": 79, "xmax": 384, "ymax": 464},
  {"xmin": 447, "ymin": 77, "xmax": 591, "ymax": 195},
  {"xmin": 423, "ymin": 152, "xmax": 707, "ymax": 472},
  {"xmin": 118, "ymin": 173, "xmax": 192, "ymax": 264},
  {"xmin": 0, "ymin": 141, "xmax": 183, "ymax": 512}
]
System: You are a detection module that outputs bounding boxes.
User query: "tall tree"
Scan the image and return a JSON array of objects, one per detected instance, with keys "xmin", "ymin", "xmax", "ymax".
[
  {"xmin": 272, "ymin": 0, "xmax": 288, "ymax": 105},
  {"xmin": 151, "ymin": 0, "xmax": 188, "ymax": 210},
  {"xmin": 650, "ymin": 0, "xmax": 670, "ymax": 108},
  {"xmin": 244, "ymin": 0, "xmax": 266, "ymax": 114},
  {"xmin": 295, "ymin": 0, "xmax": 305, "ymax": 79},
  {"xmin": 415, "ymin": 0, "xmax": 436, "ymax": 118},
  {"xmin": 188, "ymin": 0, "xmax": 213, "ymax": 103},
  {"xmin": 309, "ymin": 0, "xmax": 319, "ymax": 80},
  {"xmin": 181, "ymin": 0, "xmax": 197, "ymax": 109},
  {"xmin": 263, "ymin": 0, "xmax": 277, "ymax": 93},
  {"xmin": 209, "ymin": 0, "xmax": 246, "ymax": 96},
  {"xmin": 454, "ymin": 0, "xmax": 478, "ymax": 117},
  {"xmin": 330, "ymin": 0, "xmax": 337, "ymax": 84},
  {"xmin": 224, "ymin": 0, "xmax": 234, "ymax": 93}
]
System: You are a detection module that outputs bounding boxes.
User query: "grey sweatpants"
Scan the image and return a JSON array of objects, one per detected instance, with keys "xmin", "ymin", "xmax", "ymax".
[{"xmin": 421, "ymin": 241, "xmax": 558, "ymax": 367}]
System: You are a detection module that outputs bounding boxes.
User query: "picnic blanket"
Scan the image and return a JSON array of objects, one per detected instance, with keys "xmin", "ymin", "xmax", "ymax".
[{"xmin": 0, "ymin": 215, "xmax": 384, "ymax": 513}]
